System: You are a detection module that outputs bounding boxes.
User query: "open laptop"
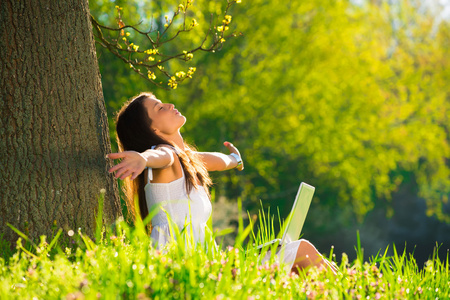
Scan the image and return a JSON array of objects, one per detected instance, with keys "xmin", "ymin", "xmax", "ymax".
[{"xmin": 256, "ymin": 182, "xmax": 315, "ymax": 250}]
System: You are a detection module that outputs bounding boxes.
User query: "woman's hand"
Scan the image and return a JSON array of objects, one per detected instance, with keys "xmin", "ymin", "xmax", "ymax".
[
  {"xmin": 223, "ymin": 141, "xmax": 244, "ymax": 171},
  {"xmin": 107, "ymin": 151, "xmax": 148, "ymax": 180}
]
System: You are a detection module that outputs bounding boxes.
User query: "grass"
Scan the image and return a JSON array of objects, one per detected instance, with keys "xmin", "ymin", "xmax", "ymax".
[{"xmin": 1, "ymin": 197, "xmax": 449, "ymax": 299}]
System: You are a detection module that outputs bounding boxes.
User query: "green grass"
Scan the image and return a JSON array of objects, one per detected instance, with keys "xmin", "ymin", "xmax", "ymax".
[{"xmin": 1, "ymin": 198, "xmax": 449, "ymax": 299}]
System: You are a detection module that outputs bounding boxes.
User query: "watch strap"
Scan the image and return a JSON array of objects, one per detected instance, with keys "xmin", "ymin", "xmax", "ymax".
[{"xmin": 230, "ymin": 153, "xmax": 242, "ymax": 167}]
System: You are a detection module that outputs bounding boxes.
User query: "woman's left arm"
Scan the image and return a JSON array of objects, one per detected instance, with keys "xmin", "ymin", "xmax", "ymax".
[{"xmin": 197, "ymin": 141, "xmax": 244, "ymax": 172}]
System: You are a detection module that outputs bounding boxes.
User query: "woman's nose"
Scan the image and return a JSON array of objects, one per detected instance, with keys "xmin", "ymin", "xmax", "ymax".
[{"xmin": 168, "ymin": 103, "xmax": 175, "ymax": 109}]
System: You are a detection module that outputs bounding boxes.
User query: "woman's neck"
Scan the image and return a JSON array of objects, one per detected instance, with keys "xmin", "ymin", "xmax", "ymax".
[{"xmin": 166, "ymin": 131, "xmax": 185, "ymax": 151}]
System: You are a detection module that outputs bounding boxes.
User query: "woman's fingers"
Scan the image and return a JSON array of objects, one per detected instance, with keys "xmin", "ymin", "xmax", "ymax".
[
  {"xmin": 106, "ymin": 152, "xmax": 126, "ymax": 160},
  {"xmin": 224, "ymin": 141, "xmax": 244, "ymax": 171},
  {"xmin": 114, "ymin": 164, "xmax": 138, "ymax": 180},
  {"xmin": 223, "ymin": 141, "xmax": 233, "ymax": 149},
  {"xmin": 130, "ymin": 172, "xmax": 139, "ymax": 180},
  {"xmin": 120, "ymin": 170, "xmax": 134, "ymax": 180},
  {"xmin": 111, "ymin": 165, "xmax": 127, "ymax": 178},
  {"xmin": 223, "ymin": 141, "xmax": 239, "ymax": 154},
  {"xmin": 107, "ymin": 151, "xmax": 147, "ymax": 179},
  {"xmin": 107, "ymin": 152, "xmax": 128, "ymax": 173},
  {"xmin": 108, "ymin": 159, "xmax": 134, "ymax": 174},
  {"xmin": 111, "ymin": 163, "xmax": 142, "ymax": 179},
  {"xmin": 108, "ymin": 162, "xmax": 124, "ymax": 174}
]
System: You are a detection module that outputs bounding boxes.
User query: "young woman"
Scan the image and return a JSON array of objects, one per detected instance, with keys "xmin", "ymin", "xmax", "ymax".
[{"xmin": 107, "ymin": 92, "xmax": 336, "ymax": 274}]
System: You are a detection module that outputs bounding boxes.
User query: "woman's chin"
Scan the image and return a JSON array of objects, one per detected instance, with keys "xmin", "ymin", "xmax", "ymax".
[{"xmin": 180, "ymin": 116, "xmax": 187, "ymax": 126}]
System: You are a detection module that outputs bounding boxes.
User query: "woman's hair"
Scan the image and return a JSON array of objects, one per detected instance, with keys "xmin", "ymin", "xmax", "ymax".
[{"xmin": 115, "ymin": 92, "xmax": 212, "ymax": 225}]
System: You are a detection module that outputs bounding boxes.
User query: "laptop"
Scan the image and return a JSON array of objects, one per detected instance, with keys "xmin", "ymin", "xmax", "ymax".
[{"xmin": 256, "ymin": 182, "xmax": 315, "ymax": 250}]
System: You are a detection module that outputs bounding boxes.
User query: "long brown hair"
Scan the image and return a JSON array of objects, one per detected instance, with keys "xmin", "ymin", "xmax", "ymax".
[{"xmin": 115, "ymin": 92, "xmax": 212, "ymax": 224}]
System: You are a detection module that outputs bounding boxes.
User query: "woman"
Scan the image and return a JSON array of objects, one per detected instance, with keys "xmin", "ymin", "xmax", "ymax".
[{"xmin": 107, "ymin": 92, "xmax": 335, "ymax": 274}]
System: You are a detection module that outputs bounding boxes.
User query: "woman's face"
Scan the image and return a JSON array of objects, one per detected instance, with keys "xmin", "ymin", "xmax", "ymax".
[{"xmin": 143, "ymin": 96, "xmax": 186, "ymax": 136}]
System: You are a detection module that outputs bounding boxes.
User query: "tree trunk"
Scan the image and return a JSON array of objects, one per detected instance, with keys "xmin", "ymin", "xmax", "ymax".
[{"xmin": 0, "ymin": 0, "xmax": 121, "ymax": 246}]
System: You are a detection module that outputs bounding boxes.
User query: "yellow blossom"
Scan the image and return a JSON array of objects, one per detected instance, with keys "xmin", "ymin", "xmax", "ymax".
[
  {"xmin": 168, "ymin": 76, "xmax": 178, "ymax": 89},
  {"xmin": 176, "ymin": 71, "xmax": 186, "ymax": 78},
  {"xmin": 186, "ymin": 53, "xmax": 193, "ymax": 60},
  {"xmin": 147, "ymin": 71, "xmax": 156, "ymax": 80},
  {"xmin": 148, "ymin": 56, "xmax": 155, "ymax": 61},
  {"xmin": 223, "ymin": 15, "xmax": 232, "ymax": 25},
  {"xmin": 145, "ymin": 49, "xmax": 158, "ymax": 55},
  {"xmin": 187, "ymin": 67, "xmax": 196, "ymax": 78}
]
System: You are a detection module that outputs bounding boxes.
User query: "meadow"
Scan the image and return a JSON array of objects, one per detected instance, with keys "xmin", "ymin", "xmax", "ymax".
[{"xmin": 1, "ymin": 197, "xmax": 449, "ymax": 299}]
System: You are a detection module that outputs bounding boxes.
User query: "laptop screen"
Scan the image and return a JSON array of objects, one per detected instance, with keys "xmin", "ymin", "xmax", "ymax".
[{"xmin": 281, "ymin": 182, "xmax": 315, "ymax": 244}]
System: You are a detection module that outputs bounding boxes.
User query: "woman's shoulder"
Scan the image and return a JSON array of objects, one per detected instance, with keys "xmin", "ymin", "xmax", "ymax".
[
  {"xmin": 146, "ymin": 144, "xmax": 183, "ymax": 183},
  {"xmin": 153, "ymin": 144, "xmax": 180, "ymax": 155}
]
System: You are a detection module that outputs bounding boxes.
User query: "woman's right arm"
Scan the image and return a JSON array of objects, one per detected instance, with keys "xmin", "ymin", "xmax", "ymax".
[
  {"xmin": 197, "ymin": 141, "xmax": 244, "ymax": 172},
  {"xmin": 107, "ymin": 146, "xmax": 175, "ymax": 180}
]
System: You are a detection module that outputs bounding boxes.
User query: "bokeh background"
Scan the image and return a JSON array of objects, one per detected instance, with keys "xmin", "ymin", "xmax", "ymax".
[{"xmin": 89, "ymin": 0, "xmax": 450, "ymax": 266}]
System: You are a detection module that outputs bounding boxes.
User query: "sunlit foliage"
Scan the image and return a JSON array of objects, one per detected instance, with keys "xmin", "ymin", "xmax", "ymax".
[{"xmin": 91, "ymin": 0, "xmax": 450, "ymax": 223}]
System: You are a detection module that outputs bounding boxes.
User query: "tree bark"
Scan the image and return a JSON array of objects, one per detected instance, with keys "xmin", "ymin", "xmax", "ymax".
[{"xmin": 0, "ymin": 0, "xmax": 121, "ymax": 245}]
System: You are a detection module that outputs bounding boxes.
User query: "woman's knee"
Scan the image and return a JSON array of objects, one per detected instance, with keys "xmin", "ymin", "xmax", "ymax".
[
  {"xmin": 297, "ymin": 239, "xmax": 322, "ymax": 263},
  {"xmin": 299, "ymin": 238, "xmax": 311, "ymax": 246},
  {"xmin": 299, "ymin": 239, "xmax": 318, "ymax": 252}
]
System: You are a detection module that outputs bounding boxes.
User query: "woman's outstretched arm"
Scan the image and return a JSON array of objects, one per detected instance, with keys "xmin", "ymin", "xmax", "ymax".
[
  {"xmin": 107, "ymin": 146, "xmax": 176, "ymax": 180},
  {"xmin": 198, "ymin": 141, "xmax": 244, "ymax": 172}
]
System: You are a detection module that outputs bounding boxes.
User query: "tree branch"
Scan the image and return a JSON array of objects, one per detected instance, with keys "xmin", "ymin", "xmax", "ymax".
[{"xmin": 90, "ymin": 1, "xmax": 242, "ymax": 90}]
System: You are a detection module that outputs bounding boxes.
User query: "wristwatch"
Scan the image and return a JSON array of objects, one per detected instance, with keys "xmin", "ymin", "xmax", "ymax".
[{"xmin": 229, "ymin": 153, "xmax": 242, "ymax": 168}]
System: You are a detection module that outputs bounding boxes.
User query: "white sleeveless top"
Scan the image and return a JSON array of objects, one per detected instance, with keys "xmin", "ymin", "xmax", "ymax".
[{"xmin": 144, "ymin": 150, "xmax": 212, "ymax": 248}]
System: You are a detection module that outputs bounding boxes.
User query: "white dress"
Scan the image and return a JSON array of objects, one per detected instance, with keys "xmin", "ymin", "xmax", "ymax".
[{"xmin": 144, "ymin": 156, "xmax": 302, "ymax": 272}]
